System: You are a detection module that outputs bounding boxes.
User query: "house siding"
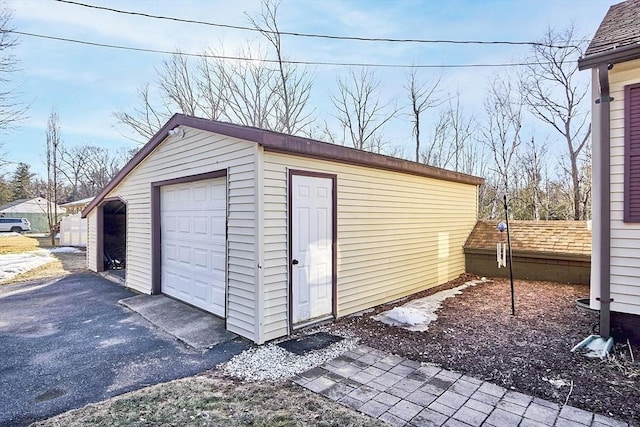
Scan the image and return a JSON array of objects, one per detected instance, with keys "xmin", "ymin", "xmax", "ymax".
[
  {"xmin": 261, "ymin": 152, "xmax": 478, "ymax": 341},
  {"xmin": 87, "ymin": 211, "xmax": 98, "ymax": 271},
  {"xmin": 606, "ymin": 58, "xmax": 640, "ymax": 316},
  {"xmin": 87, "ymin": 128, "xmax": 259, "ymax": 341}
]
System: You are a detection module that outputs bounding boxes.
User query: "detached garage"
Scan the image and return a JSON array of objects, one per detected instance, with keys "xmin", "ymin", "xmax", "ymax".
[{"xmin": 82, "ymin": 114, "xmax": 483, "ymax": 344}]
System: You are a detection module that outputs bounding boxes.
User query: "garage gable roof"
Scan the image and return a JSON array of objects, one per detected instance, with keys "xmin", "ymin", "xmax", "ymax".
[{"xmin": 83, "ymin": 114, "xmax": 484, "ymax": 217}]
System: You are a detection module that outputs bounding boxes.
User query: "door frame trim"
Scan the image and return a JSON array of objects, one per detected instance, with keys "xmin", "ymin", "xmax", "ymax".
[
  {"xmin": 150, "ymin": 170, "xmax": 228, "ymax": 313},
  {"xmin": 288, "ymin": 169, "xmax": 338, "ymax": 331}
]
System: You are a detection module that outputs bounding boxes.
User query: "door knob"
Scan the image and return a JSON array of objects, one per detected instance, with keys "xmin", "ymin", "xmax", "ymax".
[{"xmin": 292, "ymin": 259, "xmax": 299, "ymax": 265}]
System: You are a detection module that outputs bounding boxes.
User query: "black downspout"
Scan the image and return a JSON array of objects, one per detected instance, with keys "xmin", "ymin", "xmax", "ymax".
[{"xmin": 596, "ymin": 63, "xmax": 612, "ymax": 340}]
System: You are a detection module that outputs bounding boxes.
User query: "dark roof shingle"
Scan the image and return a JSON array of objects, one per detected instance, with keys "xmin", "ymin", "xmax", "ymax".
[{"xmin": 585, "ymin": 0, "xmax": 640, "ymax": 56}]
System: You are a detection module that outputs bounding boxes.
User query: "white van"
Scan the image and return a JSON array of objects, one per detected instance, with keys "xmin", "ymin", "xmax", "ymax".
[{"xmin": 0, "ymin": 217, "xmax": 31, "ymax": 233}]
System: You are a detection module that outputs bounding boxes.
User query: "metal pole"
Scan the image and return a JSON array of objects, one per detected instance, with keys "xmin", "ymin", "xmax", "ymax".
[{"xmin": 503, "ymin": 195, "xmax": 515, "ymax": 316}]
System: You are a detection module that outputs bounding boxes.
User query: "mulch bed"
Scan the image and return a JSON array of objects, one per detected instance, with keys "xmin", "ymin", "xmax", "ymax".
[{"xmin": 331, "ymin": 275, "xmax": 640, "ymax": 425}]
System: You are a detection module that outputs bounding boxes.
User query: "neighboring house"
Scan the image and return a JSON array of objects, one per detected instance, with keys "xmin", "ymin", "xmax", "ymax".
[
  {"xmin": 82, "ymin": 114, "xmax": 483, "ymax": 344},
  {"xmin": 578, "ymin": 0, "xmax": 640, "ymax": 343},
  {"xmin": 464, "ymin": 220, "xmax": 591, "ymax": 285},
  {"xmin": 60, "ymin": 197, "xmax": 94, "ymax": 215},
  {"xmin": 0, "ymin": 198, "xmax": 66, "ymax": 233},
  {"xmin": 59, "ymin": 198, "xmax": 94, "ymax": 247}
]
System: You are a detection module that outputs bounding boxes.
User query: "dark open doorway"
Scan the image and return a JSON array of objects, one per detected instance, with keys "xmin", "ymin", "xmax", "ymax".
[{"xmin": 101, "ymin": 199, "xmax": 126, "ymax": 276}]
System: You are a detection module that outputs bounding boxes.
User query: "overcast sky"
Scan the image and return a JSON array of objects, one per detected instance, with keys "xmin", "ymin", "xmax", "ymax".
[{"xmin": 0, "ymin": 0, "xmax": 618, "ymax": 179}]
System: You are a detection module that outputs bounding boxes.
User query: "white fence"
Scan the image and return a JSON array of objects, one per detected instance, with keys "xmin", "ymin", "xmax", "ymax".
[{"xmin": 59, "ymin": 213, "xmax": 87, "ymax": 247}]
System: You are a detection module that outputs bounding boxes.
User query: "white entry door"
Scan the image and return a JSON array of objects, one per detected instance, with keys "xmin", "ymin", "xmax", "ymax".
[
  {"xmin": 291, "ymin": 174, "xmax": 334, "ymax": 324},
  {"xmin": 160, "ymin": 177, "xmax": 226, "ymax": 317}
]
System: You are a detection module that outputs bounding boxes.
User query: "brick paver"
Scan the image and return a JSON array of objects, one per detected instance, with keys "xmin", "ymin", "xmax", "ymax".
[{"xmin": 295, "ymin": 345, "xmax": 629, "ymax": 427}]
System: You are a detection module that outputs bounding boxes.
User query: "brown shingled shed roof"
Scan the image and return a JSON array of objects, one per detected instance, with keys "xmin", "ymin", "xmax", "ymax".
[{"xmin": 464, "ymin": 220, "xmax": 591, "ymax": 257}]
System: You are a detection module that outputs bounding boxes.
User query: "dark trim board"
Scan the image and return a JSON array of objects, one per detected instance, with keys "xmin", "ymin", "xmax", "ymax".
[
  {"xmin": 96, "ymin": 203, "xmax": 104, "ymax": 273},
  {"xmin": 624, "ymin": 83, "xmax": 640, "ymax": 223},
  {"xmin": 578, "ymin": 44, "xmax": 640, "ymax": 70},
  {"xmin": 150, "ymin": 169, "xmax": 228, "ymax": 301},
  {"xmin": 288, "ymin": 169, "xmax": 338, "ymax": 333}
]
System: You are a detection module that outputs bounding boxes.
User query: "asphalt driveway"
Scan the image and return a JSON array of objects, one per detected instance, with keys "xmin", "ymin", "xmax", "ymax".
[{"xmin": 0, "ymin": 273, "xmax": 249, "ymax": 426}]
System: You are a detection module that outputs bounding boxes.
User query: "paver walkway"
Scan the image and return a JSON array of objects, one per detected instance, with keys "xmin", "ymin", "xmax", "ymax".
[{"xmin": 293, "ymin": 345, "xmax": 628, "ymax": 427}]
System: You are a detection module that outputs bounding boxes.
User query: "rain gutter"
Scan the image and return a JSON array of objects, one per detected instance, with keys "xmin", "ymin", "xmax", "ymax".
[{"xmin": 596, "ymin": 63, "xmax": 612, "ymax": 340}]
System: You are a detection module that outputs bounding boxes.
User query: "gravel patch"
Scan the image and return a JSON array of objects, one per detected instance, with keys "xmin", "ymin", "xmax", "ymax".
[{"xmin": 220, "ymin": 328, "xmax": 358, "ymax": 381}]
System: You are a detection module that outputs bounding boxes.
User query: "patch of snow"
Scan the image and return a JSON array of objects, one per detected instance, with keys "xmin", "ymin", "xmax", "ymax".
[
  {"xmin": 0, "ymin": 250, "xmax": 56, "ymax": 281},
  {"xmin": 373, "ymin": 279, "xmax": 487, "ymax": 332},
  {"xmin": 542, "ymin": 376, "xmax": 570, "ymax": 388},
  {"xmin": 0, "ymin": 232, "xmax": 23, "ymax": 238},
  {"xmin": 49, "ymin": 247, "xmax": 83, "ymax": 253},
  {"xmin": 220, "ymin": 328, "xmax": 358, "ymax": 382}
]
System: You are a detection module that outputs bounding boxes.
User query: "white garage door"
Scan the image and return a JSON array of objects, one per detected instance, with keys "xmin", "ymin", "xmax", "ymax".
[{"xmin": 160, "ymin": 177, "xmax": 226, "ymax": 317}]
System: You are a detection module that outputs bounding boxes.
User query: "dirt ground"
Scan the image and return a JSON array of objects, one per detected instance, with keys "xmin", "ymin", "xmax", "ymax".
[
  {"xmin": 32, "ymin": 375, "xmax": 383, "ymax": 427},
  {"xmin": 332, "ymin": 275, "xmax": 640, "ymax": 426}
]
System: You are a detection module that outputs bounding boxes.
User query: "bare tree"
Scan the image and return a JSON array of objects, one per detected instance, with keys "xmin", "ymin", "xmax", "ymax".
[
  {"xmin": 59, "ymin": 144, "xmax": 92, "ymax": 201},
  {"xmin": 113, "ymin": 83, "xmax": 168, "ymax": 142},
  {"xmin": 157, "ymin": 50, "xmax": 200, "ymax": 117},
  {"xmin": 215, "ymin": 44, "xmax": 278, "ymax": 128},
  {"xmin": 423, "ymin": 92, "xmax": 481, "ymax": 176},
  {"xmin": 79, "ymin": 146, "xmax": 133, "ymax": 197},
  {"xmin": 0, "ymin": 3, "xmax": 26, "ymax": 131},
  {"xmin": 405, "ymin": 69, "xmax": 442, "ymax": 162},
  {"xmin": 422, "ymin": 109, "xmax": 451, "ymax": 167},
  {"xmin": 248, "ymin": 0, "xmax": 314, "ymax": 134},
  {"xmin": 513, "ymin": 137, "xmax": 547, "ymax": 220},
  {"xmin": 521, "ymin": 25, "xmax": 590, "ymax": 220},
  {"xmin": 331, "ymin": 67, "xmax": 398, "ymax": 151},
  {"xmin": 196, "ymin": 48, "xmax": 227, "ymax": 122},
  {"xmin": 482, "ymin": 75, "xmax": 524, "ymax": 218},
  {"xmin": 45, "ymin": 110, "xmax": 61, "ymax": 244}
]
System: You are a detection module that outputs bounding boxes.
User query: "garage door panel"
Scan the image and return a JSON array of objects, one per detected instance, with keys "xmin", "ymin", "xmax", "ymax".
[
  {"xmin": 177, "ymin": 245, "xmax": 191, "ymax": 265},
  {"xmin": 178, "ymin": 217, "xmax": 190, "ymax": 233},
  {"xmin": 164, "ymin": 244, "xmax": 177, "ymax": 262},
  {"xmin": 211, "ymin": 250, "xmax": 225, "ymax": 271},
  {"xmin": 161, "ymin": 177, "xmax": 227, "ymax": 318},
  {"xmin": 193, "ymin": 248, "xmax": 208, "ymax": 269},
  {"xmin": 163, "ymin": 270, "xmax": 179, "ymax": 293},
  {"xmin": 193, "ymin": 216, "xmax": 208, "ymax": 235},
  {"xmin": 178, "ymin": 188, "xmax": 190, "ymax": 203}
]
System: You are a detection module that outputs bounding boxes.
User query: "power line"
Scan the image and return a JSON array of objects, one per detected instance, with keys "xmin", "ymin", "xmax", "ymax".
[
  {"xmin": 8, "ymin": 29, "xmax": 570, "ymax": 69},
  {"xmin": 55, "ymin": 0, "xmax": 577, "ymax": 49}
]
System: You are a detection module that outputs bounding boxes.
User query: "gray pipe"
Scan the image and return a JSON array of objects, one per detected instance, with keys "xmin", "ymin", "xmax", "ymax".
[{"xmin": 597, "ymin": 63, "xmax": 612, "ymax": 340}]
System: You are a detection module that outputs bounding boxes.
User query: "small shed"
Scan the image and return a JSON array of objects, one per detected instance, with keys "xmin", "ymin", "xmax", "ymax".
[
  {"xmin": 0, "ymin": 198, "xmax": 66, "ymax": 233},
  {"xmin": 82, "ymin": 114, "xmax": 483, "ymax": 344},
  {"xmin": 464, "ymin": 220, "xmax": 591, "ymax": 285}
]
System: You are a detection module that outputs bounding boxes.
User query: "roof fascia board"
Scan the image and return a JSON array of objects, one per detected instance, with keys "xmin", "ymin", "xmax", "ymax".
[
  {"xmin": 578, "ymin": 44, "xmax": 640, "ymax": 70},
  {"xmin": 463, "ymin": 247, "xmax": 590, "ymax": 262}
]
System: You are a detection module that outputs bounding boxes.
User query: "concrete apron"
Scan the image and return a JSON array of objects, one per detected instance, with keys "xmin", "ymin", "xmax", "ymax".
[{"xmin": 119, "ymin": 294, "xmax": 237, "ymax": 351}]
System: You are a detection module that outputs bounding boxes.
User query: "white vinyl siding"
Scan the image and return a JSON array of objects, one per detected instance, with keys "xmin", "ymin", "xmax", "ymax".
[
  {"xmin": 91, "ymin": 128, "xmax": 258, "ymax": 341},
  {"xmin": 261, "ymin": 152, "xmax": 478, "ymax": 341},
  {"xmin": 607, "ymin": 58, "xmax": 640, "ymax": 315},
  {"xmin": 86, "ymin": 211, "xmax": 98, "ymax": 271}
]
